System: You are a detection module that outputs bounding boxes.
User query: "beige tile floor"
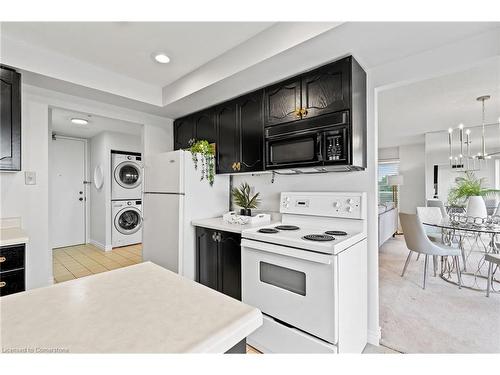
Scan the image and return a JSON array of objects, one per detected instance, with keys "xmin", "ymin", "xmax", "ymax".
[{"xmin": 53, "ymin": 243, "xmax": 142, "ymax": 283}]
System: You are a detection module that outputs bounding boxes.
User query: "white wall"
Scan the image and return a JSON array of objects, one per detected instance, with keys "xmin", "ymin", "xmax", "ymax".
[
  {"xmin": 0, "ymin": 99, "xmax": 51, "ymax": 289},
  {"xmin": 89, "ymin": 131, "xmax": 142, "ymax": 250},
  {"xmin": 424, "ymin": 132, "xmax": 498, "ymax": 202},
  {"xmin": 142, "ymin": 123, "xmax": 172, "ymax": 158},
  {"xmin": 1, "ymin": 84, "xmax": 172, "ymax": 290},
  {"xmin": 398, "ymin": 143, "xmax": 426, "ymax": 214}
]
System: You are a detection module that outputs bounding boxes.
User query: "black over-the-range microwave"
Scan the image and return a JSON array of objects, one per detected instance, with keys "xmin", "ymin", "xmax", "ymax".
[{"xmin": 265, "ymin": 110, "xmax": 366, "ymax": 173}]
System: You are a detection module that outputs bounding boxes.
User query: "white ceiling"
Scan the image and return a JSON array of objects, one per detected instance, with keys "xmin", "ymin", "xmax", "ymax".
[
  {"xmin": 378, "ymin": 58, "xmax": 500, "ymax": 148},
  {"xmin": 2, "ymin": 22, "xmax": 273, "ymax": 86},
  {"xmin": 1, "ymin": 22, "xmax": 499, "ymax": 119},
  {"xmin": 51, "ymin": 108, "xmax": 142, "ymax": 139}
]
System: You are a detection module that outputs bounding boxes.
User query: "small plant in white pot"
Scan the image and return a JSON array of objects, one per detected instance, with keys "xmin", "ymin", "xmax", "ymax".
[
  {"xmin": 448, "ymin": 171, "xmax": 500, "ymax": 218},
  {"xmin": 232, "ymin": 182, "xmax": 260, "ymax": 217}
]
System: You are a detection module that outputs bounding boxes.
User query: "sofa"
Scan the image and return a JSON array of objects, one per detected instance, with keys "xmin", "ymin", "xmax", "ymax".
[{"xmin": 378, "ymin": 202, "xmax": 398, "ymax": 247}]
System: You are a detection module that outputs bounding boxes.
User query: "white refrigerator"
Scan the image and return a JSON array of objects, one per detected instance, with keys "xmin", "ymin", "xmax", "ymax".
[{"xmin": 142, "ymin": 150, "xmax": 229, "ymax": 280}]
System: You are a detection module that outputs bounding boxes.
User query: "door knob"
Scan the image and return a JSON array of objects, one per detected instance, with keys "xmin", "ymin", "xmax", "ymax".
[{"xmin": 79, "ymin": 197, "xmax": 83, "ymax": 201}]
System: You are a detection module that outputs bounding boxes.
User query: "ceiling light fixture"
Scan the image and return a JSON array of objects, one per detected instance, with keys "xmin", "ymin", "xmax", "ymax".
[
  {"xmin": 153, "ymin": 53, "xmax": 170, "ymax": 64},
  {"xmin": 71, "ymin": 118, "xmax": 89, "ymax": 126}
]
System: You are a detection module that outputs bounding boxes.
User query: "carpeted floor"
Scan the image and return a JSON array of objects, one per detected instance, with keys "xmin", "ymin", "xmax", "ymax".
[{"xmin": 379, "ymin": 236, "xmax": 500, "ymax": 353}]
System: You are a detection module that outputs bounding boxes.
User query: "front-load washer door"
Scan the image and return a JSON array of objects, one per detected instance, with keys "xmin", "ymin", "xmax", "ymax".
[
  {"xmin": 115, "ymin": 161, "xmax": 142, "ymax": 189},
  {"xmin": 115, "ymin": 207, "xmax": 142, "ymax": 235}
]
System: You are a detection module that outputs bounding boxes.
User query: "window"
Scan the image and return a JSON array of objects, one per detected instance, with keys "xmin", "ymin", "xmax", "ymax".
[{"xmin": 378, "ymin": 161, "xmax": 400, "ymax": 204}]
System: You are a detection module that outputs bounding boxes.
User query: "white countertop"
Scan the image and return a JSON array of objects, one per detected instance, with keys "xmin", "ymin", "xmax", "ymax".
[
  {"xmin": 0, "ymin": 218, "xmax": 28, "ymax": 247},
  {"xmin": 192, "ymin": 215, "xmax": 279, "ymax": 234},
  {"xmin": 0, "ymin": 262, "xmax": 262, "ymax": 353}
]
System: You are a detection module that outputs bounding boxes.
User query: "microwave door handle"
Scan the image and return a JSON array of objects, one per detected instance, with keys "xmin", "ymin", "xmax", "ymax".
[{"xmin": 316, "ymin": 133, "xmax": 323, "ymax": 162}]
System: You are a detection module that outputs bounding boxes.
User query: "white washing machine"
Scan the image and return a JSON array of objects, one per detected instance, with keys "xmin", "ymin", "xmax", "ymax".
[
  {"xmin": 112, "ymin": 152, "xmax": 143, "ymax": 200},
  {"xmin": 112, "ymin": 200, "xmax": 143, "ymax": 248}
]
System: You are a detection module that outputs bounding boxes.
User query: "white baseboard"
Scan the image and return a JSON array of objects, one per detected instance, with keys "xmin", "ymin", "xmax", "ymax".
[
  {"xmin": 367, "ymin": 327, "xmax": 382, "ymax": 346},
  {"xmin": 88, "ymin": 239, "xmax": 112, "ymax": 251}
]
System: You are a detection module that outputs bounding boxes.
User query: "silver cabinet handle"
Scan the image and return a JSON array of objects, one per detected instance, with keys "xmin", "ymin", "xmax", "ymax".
[
  {"xmin": 0, "ymin": 256, "xmax": 6, "ymax": 263},
  {"xmin": 0, "ymin": 281, "xmax": 6, "ymax": 288}
]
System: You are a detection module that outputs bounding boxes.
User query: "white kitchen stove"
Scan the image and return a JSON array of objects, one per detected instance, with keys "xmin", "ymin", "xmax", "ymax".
[{"xmin": 241, "ymin": 191, "xmax": 368, "ymax": 353}]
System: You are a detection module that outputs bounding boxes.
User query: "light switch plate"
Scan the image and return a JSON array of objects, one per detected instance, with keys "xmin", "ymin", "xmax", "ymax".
[{"xmin": 25, "ymin": 171, "xmax": 36, "ymax": 185}]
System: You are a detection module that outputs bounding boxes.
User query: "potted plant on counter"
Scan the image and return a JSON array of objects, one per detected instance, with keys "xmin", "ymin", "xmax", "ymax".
[
  {"xmin": 232, "ymin": 182, "xmax": 260, "ymax": 216},
  {"xmin": 448, "ymin": 171, "xmax": 500, "ymax": 218},
  {"xmin": 188, "ymin": 139, "xmax": 215, "ymax": 186}
]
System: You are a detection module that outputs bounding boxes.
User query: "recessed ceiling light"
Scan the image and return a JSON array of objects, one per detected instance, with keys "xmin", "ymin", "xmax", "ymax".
[
  {"xmin": 153, "ymin": 53, "xmax": 170, "ymax": 64},
  {"xmin": 71, "ymin": 118, "xmax": 89, "ymax": 126}
]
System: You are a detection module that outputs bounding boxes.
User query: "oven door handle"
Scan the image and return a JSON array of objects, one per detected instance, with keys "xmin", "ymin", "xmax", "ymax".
[
  {"xmin": 241, "ymin": 239, "xmax": 332, "ymax": 265},
  {"xmin": 316, "ymin": 133, "xmax": 323, "ymax": 162}
]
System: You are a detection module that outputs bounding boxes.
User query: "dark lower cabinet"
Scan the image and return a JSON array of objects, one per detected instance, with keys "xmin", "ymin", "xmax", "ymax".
[
  {"xmin": 0, "ymin": 244, "xmax": 26, "ymax": 297},
  {"xmin": 0, "ymin": 66, "xmax": 21, "ymax": 171},
  {"xmin": 218, "ymin": 231, "xmax": 242, "ymax": 300},
  {"xmin": 195, "ymin": 227, "xmax": 241, "ymax": 301}
]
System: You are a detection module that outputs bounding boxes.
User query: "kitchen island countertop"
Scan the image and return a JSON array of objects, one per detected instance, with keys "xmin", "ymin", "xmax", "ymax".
[{"xmin": 0, "ymin": 262, "xmax": 262, "ymax": 353}]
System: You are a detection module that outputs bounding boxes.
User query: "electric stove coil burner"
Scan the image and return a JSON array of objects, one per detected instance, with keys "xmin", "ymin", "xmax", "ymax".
[
  {"xmin": 258, "ymin": 228, "xmax": 279, "ymax": 234},
  {"xmin": 302, "ymin": 234, "xmax": 335, "ymax": 242},
  {"xmin": 274, "ymin": 225, "xmax": 300, "ymax": 231},
  {"xmin": 324, "ymin": 230, "xmax": 348, "ymax": 236}
]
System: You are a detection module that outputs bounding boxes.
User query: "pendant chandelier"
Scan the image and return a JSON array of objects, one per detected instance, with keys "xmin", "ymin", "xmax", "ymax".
[{"xmin": 447, "ymin": 95, "xmax": 498, "ymax": 171}]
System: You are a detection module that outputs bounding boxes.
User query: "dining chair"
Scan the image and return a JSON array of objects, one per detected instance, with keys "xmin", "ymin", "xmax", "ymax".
[
  {"xmin": 427, "ymin": 199, "xmax": 447, "ymax": 218},
  {"xmin": 399, "ymin": 213, "xmax": 463, "ymax": 289},
  {"xmin": 416, "ymin": 207, "xmax": 444, "ymax": 276},
  {"xmin": 485, "ymin": 253, "xmax": 500, "ymax": 297}
]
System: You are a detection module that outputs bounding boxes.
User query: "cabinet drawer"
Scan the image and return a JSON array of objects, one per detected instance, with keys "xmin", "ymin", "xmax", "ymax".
[
  {"xmin": 0, "ymin": 268, "xmax": 25, "ymax": 296},
  {"xmin": 0, "ymin": 245, "xmax": 25, "ymax": 272}
]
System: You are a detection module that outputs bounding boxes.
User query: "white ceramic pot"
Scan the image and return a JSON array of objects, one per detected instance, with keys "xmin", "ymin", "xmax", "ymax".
[{"xmin": 466, "ymin": 196, "xmax": 487, "ymax": 218}]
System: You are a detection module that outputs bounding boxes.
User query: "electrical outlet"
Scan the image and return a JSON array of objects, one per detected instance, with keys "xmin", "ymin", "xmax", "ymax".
[{"xmin": 25, "ymin": 171, "xmax": 36, "ymax": 185}]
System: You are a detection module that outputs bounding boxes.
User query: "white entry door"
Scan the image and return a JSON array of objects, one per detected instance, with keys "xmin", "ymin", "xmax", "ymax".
[{"xmin": 51, "ymin": 137, "xmax": 86, "ymax": 248}]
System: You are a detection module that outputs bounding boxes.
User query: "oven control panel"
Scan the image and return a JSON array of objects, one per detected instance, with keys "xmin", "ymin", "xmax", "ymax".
[{"xmin": 280, "ymin": 192, "xmax": 366, "ymax": 219}]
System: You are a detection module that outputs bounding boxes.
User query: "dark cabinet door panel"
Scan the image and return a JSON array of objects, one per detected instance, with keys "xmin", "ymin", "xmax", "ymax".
[
  {"xmin": 218, "ymin": 232, "xmax": 241, "ymax": 301},
  {"xmin": 194, "ymin": 110, "xmax": 216, "ymax": 144},
  {"xmin": 264, "ymin": 79, "xmax": 301, "ymax": 126},
  {"xmin": 301, "ymin": 59, "xmax": 350, "ymax": 118},
  {"xmin": 0, "ymin": 269, "xmax": 25, "ymax": 296},
  {"xmin": 173, "ymin": 116, "xmax": 194, "ymax": 150},
  {"xmin": 216, "ymin": 102, "xmax": 239, "ymax": 174},
  {"xmin": 196, "ymin": 227, "xmax": 218, "ymax": 291},
  {"xmin": 0, "ymin": 245, "xmax": 25, "ymax": 272},
  {"xmin": 0, "ymin": 67, "xmax": 21, "ymax": 171},
  {"xmin": 237, "ymin": 91, "xmax": 263, "ymax": 172}
]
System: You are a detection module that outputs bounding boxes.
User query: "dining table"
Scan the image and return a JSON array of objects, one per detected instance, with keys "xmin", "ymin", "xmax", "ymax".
[{"xmin": 422, "ymin": 215, "xmax": 500, "ymax": 292}]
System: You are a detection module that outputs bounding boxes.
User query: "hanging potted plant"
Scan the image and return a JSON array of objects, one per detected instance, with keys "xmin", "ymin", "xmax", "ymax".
[
  {"xmin": 188, "ymin": 139, "xmax": 215, "ymax": 186},
  {"xmin": 232, "ymin": 182, "xmax": 260, "ymax": 216},
  {"xmin": 447, "ymin": 171, "xmax": 500, "ymax": 218}
]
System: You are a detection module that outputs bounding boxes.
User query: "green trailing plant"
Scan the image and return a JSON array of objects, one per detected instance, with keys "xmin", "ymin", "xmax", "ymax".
[
  {"xmin": 447, "ymin": 171, "xmax": 500, "ymax": 206},
  {"xmin": 188, "ymin": 139, "xmax": 215, "ymax": 186},
  {"xmin": 232, "ymin": 182, "xmax": 260, "ymax": 210}
]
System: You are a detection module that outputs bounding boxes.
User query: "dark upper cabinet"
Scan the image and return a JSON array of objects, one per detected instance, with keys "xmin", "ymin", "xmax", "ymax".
[
  {"xmin": 236, "ymin": 90, "xmax": 264, "ymax": 173},
  {"xmin": 0, "ymin": 66, "xmax": 21, "ymax": 171},
  {"xmin": 193, "ymin": 109, "xmax": 217, "ymax": 144},
  {"xmin": 215, "ymin": 101, "xmax": 239, "ymax": 174},
  {"xmin": 218, "ymin": 231, "xmax": 241, "ymax": 301},
  {"xmin": 195, "ymin": 227, "xmax": 241, "ymax": 301},
  {"xmin": 301, "ymin": 58, "xmax": 350, "ymax": 119},
  {"xmin": 173, "ymin": 116, "xmax": 194, "ymax": 150},
  {"xmin": 264, "ymin": 78, "xmax": 301, "ymax": 126}
]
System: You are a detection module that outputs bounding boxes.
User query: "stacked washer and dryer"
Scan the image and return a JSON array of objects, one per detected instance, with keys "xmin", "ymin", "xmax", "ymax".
[{"xmin": 111, "ymin": 151, "xmax": 143, "ymax": 248}]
